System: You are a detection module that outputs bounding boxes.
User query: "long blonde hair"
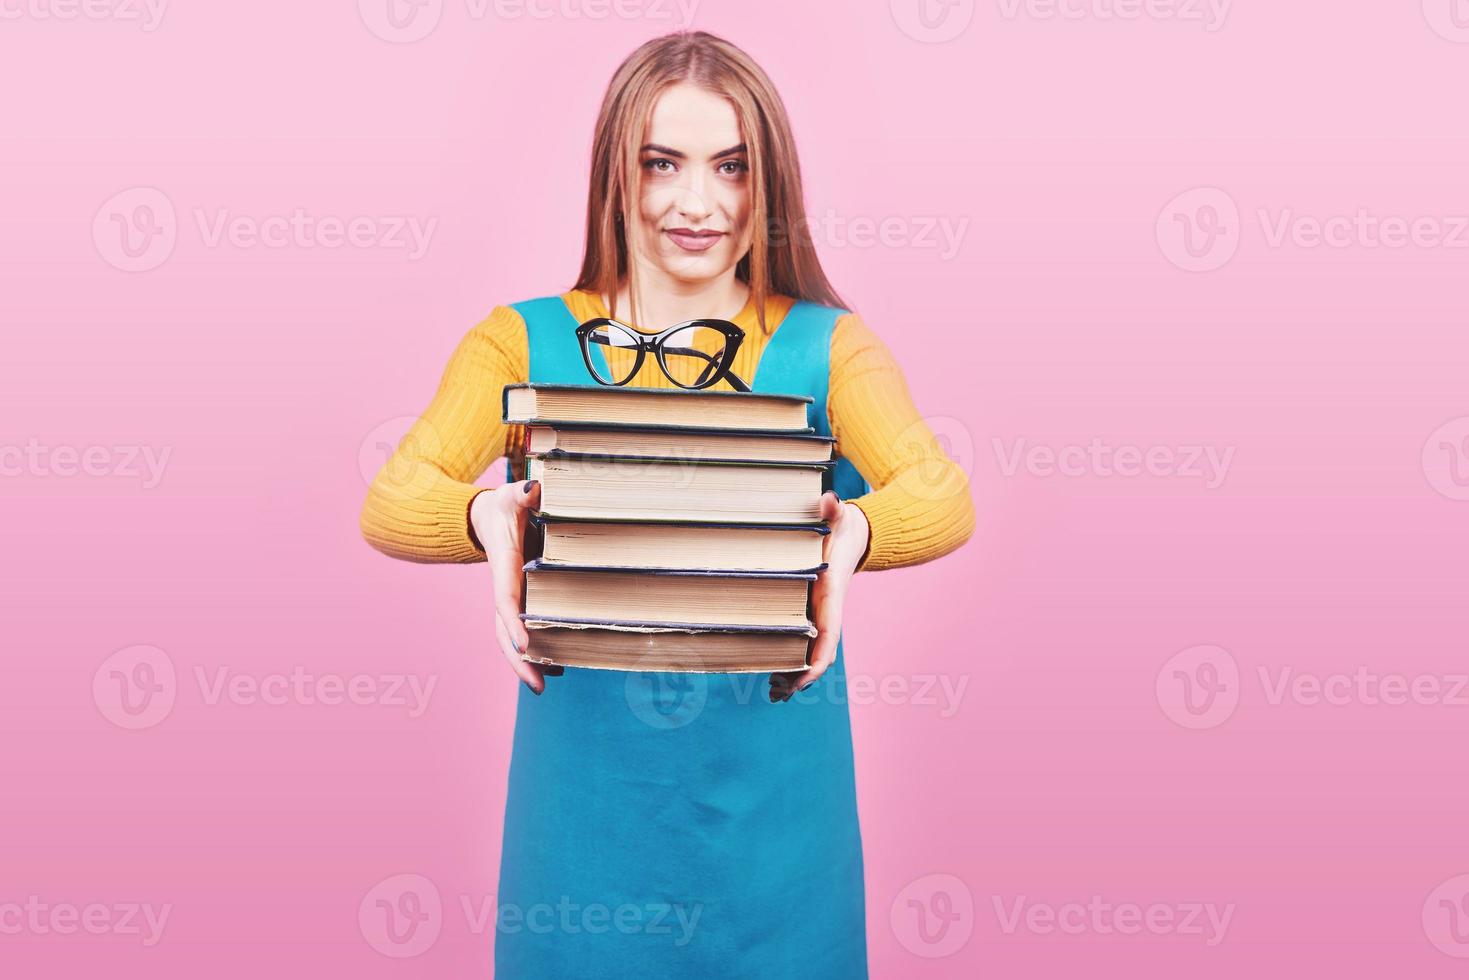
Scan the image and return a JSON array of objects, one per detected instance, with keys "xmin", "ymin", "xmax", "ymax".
[{"xmin": 574, "ymin": 31, "xmax": 846, "ymax": 332}]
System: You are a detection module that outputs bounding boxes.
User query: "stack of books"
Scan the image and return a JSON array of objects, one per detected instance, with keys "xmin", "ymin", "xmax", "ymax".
[{"xmin": 502, "ymin": 383, "xmax": 834, "ymax": 673}]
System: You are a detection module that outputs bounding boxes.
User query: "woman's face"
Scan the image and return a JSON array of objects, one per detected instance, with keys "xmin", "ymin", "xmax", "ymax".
[{"xmin": 629, "ymin": 82, "xmax": 753, "ymax": 286}]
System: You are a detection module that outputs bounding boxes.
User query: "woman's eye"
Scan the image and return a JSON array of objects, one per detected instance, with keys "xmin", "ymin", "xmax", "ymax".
[
  {"xmin": 643, "ymin": 158, "xmax": 676, "ymax": 174},
  {"xmin": 718, "ymin": 160, "xmax": 748, "ymax": 176}
]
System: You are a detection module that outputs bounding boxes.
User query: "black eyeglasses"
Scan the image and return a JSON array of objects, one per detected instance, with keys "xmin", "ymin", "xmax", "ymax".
[{"xmin": 576, "ymin": 317, "xmax": 751, "ymax": 392}]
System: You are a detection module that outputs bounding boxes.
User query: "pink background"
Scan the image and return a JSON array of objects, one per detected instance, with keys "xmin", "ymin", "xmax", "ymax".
[{"xmin": 4, "ymin": 1, "xmax": 1469, "ymax": 976}]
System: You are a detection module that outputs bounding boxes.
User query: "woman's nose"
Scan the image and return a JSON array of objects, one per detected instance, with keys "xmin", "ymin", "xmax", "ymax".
[{"xmin": 674, "ymin": 174, "xmax": 713, "ymax": 221}]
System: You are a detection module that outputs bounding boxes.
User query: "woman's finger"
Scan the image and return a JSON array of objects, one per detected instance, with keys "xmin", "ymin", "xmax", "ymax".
[
  {"xmin": 771, "ymin": 494, "xmax": 852, "ymax": 702},
  {"xmin": 488, "ymin": 484, "xmax": 536, "ymax": 653},
  {"xmin": 496, "ymin": 610, "xmax": 547, "ymax": 693},
  {"xmin": 771, "ymin": 569, "xmax": 846, "ymax": 700}
]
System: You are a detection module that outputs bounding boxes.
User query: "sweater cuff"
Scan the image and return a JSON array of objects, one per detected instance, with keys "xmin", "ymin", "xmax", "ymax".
[
  {"xmin": 360, "ymin": 481, "xmax": 488, "ymax": 564},
  {"xmin": 433, "ymin": 482, "xmax": 489, "ymax": 562},
  {"xmin": 848, "ymin": 494, "xmax": 898, "ymax": 572}
]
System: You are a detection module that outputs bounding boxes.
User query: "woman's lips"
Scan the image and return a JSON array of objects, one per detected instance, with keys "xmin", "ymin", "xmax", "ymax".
[{"xmin": 665, "ymin": 229, "xmax": 724, "ymax": 252}]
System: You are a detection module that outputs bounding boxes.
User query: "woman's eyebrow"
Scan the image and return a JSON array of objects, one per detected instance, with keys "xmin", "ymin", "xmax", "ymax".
[{"xmin": 641, "ymin": 142, "xmax": 747, "ymax": 160}]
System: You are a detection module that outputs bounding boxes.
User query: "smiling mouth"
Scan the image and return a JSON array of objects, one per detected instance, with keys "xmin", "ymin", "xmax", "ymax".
[{"xmin": 665, "ymin": 229, "xmax": 725, "ymax": 252}]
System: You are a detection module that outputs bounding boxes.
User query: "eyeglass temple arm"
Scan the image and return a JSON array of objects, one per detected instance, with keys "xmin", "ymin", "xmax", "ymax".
[{"xmin": 669, "ymin": 345, "xmax": 750, "ymax": 392}]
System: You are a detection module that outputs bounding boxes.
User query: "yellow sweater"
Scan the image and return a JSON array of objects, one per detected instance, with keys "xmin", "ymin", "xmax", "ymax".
[{"xmin": 360, "ymin": 289, "xmax": 975, "ymax": 572}]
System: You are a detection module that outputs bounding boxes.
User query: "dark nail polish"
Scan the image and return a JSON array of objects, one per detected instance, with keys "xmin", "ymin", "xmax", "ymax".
[
  {"xmin": 523, "ymin": 680, "xmax": 541, "ymax": 696},
  {"xmin": 524, "ymin": 480, "xmax": 539, "ymax": 494},
  {"xmin": 798, "ymin": 681, "xmax": 813, "ymax": 692},
  {"xmin": 543, "ymin": 664, "xmax": 564, "ymax": 676}
]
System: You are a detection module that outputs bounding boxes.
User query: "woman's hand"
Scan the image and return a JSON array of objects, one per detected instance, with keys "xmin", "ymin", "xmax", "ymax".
[
  {"xmin": 770, "ymin": 491, "xmax": 870, "ymax": 703},
  {"xmin": 470, "ymin": 479, "xmax": 562, "ymax": 695}
]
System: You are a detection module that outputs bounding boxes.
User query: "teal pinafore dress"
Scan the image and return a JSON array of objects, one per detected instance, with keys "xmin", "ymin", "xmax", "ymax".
[{"xmin": 494, "ymin": 295, "xmax": 870, "ymax": 979}]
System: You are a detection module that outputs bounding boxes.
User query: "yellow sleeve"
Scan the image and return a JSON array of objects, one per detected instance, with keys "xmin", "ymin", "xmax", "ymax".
[
  {"xmin": 828, "ymin": 312, "xmax": 976, "ymax": 572},
  {"xmin": 358, "ymin": 305, "xmax": 529, "ymax": 563}
]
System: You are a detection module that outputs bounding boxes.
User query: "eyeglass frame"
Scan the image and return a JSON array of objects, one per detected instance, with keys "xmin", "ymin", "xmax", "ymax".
[{"xmin": 575, "ymin": 316, "xmax": 752, "ymax": 392}]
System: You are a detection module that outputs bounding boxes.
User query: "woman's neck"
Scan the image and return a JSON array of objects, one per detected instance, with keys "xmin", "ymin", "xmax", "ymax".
[{"xmin": 609, "ymin": 269, "xmax": 751, "ymax": 331}]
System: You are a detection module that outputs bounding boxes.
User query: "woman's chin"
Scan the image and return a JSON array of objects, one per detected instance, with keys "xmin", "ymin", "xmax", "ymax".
[{"xmin": 656, "ymin": 251, "xmax": 734, "ymax": 283}]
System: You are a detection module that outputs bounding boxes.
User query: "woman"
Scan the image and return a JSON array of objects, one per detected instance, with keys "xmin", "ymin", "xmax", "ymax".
[{"xmin": 361, "ymin": 30, "xmax": 974, "ymax": 979}]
